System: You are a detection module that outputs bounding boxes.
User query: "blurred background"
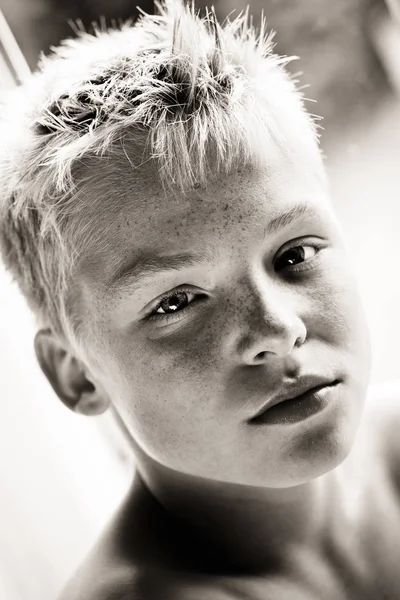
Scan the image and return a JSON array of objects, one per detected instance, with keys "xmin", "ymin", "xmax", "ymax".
[{"xmin": 1, "ymin": 0, "xmax": 400, "ymax": 598}]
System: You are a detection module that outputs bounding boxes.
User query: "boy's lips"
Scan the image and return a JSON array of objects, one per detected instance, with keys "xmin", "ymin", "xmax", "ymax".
[{"xmin": 249, "ymin": 375, "xmax": 341, "ymax": 422}]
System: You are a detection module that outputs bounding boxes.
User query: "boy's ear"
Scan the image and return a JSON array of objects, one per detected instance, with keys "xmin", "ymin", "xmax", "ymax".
[{"xmin": 34, "ymin": 328, "xmax": 111, "ymax": 415}]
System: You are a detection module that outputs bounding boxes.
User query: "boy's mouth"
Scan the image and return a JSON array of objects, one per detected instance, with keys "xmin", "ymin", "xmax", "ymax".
[{"xmin": 249, "ymin": 376, "xmax": 341, "ymax": 423}]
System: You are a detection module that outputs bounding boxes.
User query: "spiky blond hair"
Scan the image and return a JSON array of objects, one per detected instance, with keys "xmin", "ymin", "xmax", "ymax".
[{"xmin": 0, "ymin": 0, "xmax": 322, "ymax": 352}]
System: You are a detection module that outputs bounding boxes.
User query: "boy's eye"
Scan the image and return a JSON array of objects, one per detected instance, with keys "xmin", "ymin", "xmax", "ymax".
[
  {"xmin": 146, "ymin": 242, "xmax": 323, "ymax": 322},
  {"xmin": 274, "ymin": 244, "xmax": 318, "ymax": 271},
  {"xmin": 154, "ymin": 290, "xmax": 196, "ymax": 315},
  {"xmin": 145, "ymin": 287, "xmax": 206, "ymax": 323}
]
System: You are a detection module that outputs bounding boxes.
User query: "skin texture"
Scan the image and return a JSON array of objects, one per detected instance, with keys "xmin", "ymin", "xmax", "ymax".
[
  {"xmin": 76, "ymin": 149, "xmax": 370, "ymax": 483},
  {"xmin": 34, "ymin": 140, "xmax": 377, "ymax": 597}
]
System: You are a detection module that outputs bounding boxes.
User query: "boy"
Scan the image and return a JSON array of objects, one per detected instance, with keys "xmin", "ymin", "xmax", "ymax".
[{"xmin": 1, "ymin": 1, "xmax": 400, "ymax": 598}]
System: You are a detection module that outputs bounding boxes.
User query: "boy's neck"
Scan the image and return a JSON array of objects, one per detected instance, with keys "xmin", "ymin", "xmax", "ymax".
[{"xmin": 131, "ymin": 453, "xmax": 343, "ymax": 575}]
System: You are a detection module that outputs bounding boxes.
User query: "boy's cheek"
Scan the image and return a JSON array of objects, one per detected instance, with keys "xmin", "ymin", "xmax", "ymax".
[
  {"xmin": 312, "ymin": 263, "xmax": 371, "ymax": 377},
  {"xmin": 111, "ymin": 370, "xmax": 221, "ymax": 461}
]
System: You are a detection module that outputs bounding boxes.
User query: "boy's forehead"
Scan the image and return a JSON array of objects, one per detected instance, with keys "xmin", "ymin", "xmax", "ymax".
[
  {"xmin": 76, "ymin": 154, "xmax": 294, "ymax": 252},
  {"xmin": 75, "ymin": 154, "xmax": 327, "ymax": 293}
]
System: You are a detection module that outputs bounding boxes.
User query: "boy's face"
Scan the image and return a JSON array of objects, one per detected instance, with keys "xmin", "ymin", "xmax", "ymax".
[{"xmin": 76, "ymin": 148, "xmax": 371, "ymax": 488}]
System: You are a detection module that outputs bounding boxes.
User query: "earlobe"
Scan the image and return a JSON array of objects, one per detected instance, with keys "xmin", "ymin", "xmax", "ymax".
[{"xmin": 33, "ymin": 328, "xmax": 111, "ymax": 416}]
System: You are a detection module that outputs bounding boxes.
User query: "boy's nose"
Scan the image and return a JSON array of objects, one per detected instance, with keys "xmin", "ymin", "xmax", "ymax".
[
  {"xmin": 232, "ymin": 282, "xmax": 307, "ymax": 365},
  {"xmin": 240, "ymin": 325, "xmax": 306, "ymax": 366}
]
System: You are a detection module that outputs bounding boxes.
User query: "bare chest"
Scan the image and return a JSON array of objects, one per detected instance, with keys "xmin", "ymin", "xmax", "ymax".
[
  {"xmin": 71, "ymin": 479, "xmax": 400, "ymax": 600},
  {"xmin": 137, "ymin": 483, "xmax": 400, "ymax": 600}
]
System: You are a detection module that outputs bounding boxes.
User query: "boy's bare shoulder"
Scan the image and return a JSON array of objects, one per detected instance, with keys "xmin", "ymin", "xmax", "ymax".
[
  {"xmin": 58, "ymin": 564, "xmax": 237, "ymax": 600},
  {"xmin": 59, "ymin": 564, "xmax": 316, "ymax": 600},
  {"xmin": 56, "ymin": 483, "xmax": 237, "ymax": 600},
  {"xmin": 57, "ymin": 561, "xmax": 138, "ymax": 600}
]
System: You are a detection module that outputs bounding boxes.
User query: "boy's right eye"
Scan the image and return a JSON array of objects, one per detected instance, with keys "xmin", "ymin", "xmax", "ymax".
[
  {"xmin": 154, "ymin": 290, "xmax": 195, "ymax": 314},
  {"xmin": 146, "ymin": 287, "xmax": 204, "ymax": 322}
]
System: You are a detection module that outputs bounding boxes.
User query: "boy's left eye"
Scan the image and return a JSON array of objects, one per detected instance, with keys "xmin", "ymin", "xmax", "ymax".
[{"xmin": 274, "ymin": 243, "xmax": 321, "ymax": 271}]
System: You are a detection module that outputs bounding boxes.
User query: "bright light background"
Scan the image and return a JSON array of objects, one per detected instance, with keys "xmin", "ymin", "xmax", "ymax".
[
  {"xmin": 1, "ymin": 6, "xmax": 400, "ymax": 600},
  {"xmin": 0, "ymin": 268, "xmax": 134, "ymax": 600}
]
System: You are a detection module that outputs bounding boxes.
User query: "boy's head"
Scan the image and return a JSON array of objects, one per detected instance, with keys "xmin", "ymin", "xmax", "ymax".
[{"xmin": 0, "ymin": 0, "xmax": 371, "ymax": 488}]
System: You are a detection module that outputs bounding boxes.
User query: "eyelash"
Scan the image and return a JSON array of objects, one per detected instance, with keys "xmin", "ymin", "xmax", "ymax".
[
  {"xmin": 146, "ymin": 240, "xmax": 326, "ymax": 323},
  {"xmin": 146, "ymin": 286, "xmax": 202, "ymax": 324},
  {"xmin": 277, "ymin": 238, "xmax": 326, "ymax": 274}
]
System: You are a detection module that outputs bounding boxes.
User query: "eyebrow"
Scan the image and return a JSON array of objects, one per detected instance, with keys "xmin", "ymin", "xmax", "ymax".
[
  {"xmin": 264, "ymin": 202, "xmax": 313, "ymax": 236},
  {"xmin": 107, "ymin": 249, "xmax": 217, "ymax": 295},
  {"xmin": 107, "ymin": 202, "xmax": 315, "ymax": 295}
]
